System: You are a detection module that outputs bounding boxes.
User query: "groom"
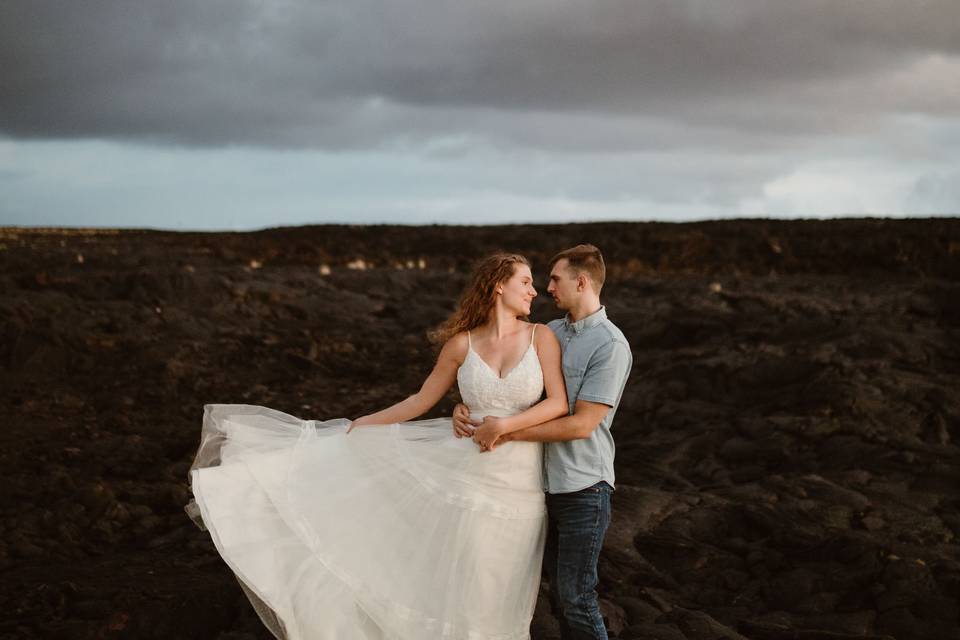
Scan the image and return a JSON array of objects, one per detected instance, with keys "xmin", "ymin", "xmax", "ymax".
[{"xmin": 453, "ymin": 244, "xmax": 632, "ymax": 640}]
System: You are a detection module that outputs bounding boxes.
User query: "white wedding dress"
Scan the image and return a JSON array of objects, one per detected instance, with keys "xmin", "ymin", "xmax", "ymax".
[{"xmin": 187, "ymin": 333, "xmax": 547, "ymax": 640}]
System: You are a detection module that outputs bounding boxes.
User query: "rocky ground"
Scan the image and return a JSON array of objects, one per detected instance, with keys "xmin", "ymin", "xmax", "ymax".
[{"xmin": 1, "ymin": 220, "xmax": 958, "ymax": 640}]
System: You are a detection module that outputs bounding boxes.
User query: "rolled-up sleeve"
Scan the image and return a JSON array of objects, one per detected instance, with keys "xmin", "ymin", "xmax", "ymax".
[{"xmin": 577, "ymin": 340, "xmax": 632, "ymax": 407}]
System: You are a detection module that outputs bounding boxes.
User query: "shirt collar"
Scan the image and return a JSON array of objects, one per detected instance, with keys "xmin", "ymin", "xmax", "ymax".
[{"xmin": 564, "ymin": 306, "xmax": 607, "ymax": 334}]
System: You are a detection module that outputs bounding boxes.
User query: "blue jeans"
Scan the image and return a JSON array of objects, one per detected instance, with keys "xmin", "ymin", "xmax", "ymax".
[{"xmin": 544, "ymin": 481, "xmax": 612, "ymax": 640}]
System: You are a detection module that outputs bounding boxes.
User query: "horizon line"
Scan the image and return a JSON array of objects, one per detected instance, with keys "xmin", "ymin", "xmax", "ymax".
[{"xmin": 4, "ymin": 213, "xmax": 959, "ymax": 235}]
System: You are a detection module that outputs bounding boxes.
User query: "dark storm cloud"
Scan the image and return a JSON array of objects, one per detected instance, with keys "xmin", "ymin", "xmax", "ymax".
[{"xmin": 1, "ymin": 1, "xmax": 958, "ymax": 149}]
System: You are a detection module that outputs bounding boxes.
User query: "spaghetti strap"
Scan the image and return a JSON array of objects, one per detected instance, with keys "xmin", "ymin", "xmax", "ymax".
[
  {"xmin": 530, "ymin": 324, "xmax": 537, "ymax": 345},
  {"xmin": 467, "ymin": 330, "xmax": 472, "ymax": 348}
]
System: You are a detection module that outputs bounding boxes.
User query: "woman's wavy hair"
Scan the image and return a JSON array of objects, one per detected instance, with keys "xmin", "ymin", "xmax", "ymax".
[{"xmin": 431, "ymin": 253, "xmax": 530, "ymax": 345}]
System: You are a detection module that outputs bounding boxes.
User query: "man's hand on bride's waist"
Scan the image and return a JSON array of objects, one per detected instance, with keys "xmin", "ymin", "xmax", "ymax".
[{"xmin": 452, "ymin": 403, "xmax": 481, "ymax": 439}]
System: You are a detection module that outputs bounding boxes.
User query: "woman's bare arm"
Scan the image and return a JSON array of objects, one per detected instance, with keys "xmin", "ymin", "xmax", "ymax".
[{"xmin": 349, "ymin": 333, "xmax": 467, "ymax": 431}]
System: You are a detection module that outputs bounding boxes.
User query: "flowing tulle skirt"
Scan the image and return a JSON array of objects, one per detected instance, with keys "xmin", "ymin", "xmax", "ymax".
[{"xmin": 187, "ymin": 405, "xmax": 546, "ymax": 640}]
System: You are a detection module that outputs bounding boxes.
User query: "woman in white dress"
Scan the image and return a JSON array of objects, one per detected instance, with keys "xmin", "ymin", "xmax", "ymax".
[{"xmin": 187, "ymin": 253, "xmax": 568, "ymax": 640}]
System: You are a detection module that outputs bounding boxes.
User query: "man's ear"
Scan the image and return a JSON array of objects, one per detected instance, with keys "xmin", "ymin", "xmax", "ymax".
[{"xmin": 577, "ymin": 273, "xmax": 588, "ymax": 291}]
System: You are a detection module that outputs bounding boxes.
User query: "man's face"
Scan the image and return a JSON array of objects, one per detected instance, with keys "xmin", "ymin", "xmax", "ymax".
[{"xmin": 546, "ymin": 259, "xmax": 579, "ymax": 311}]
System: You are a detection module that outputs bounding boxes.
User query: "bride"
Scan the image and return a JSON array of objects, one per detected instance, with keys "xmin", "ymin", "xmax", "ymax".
[{"xmin": 187, "ymin": 253, "xmax": 568, "ymax": 639}]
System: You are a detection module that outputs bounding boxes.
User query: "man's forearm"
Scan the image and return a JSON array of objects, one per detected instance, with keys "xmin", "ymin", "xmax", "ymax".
[{"xmin": 504, "ymin": 414, "xmax": 585, "ymax": 443}]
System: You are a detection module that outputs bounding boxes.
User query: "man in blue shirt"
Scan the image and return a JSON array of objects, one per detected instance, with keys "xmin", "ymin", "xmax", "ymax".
[{"xmin": 455, "ymin": 244, "xmax": 632, "ymax": 640}]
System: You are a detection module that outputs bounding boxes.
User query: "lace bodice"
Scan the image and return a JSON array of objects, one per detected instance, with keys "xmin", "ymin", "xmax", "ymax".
[{"xmin": 456, "ymin": 329, "xmax": 544, "ymax": 419}]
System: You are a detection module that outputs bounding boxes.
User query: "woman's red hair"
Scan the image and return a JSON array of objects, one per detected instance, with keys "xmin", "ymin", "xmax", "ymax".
[{"xmin": 431, "ymin": 253, "xmax": 530, "ymax": 345}]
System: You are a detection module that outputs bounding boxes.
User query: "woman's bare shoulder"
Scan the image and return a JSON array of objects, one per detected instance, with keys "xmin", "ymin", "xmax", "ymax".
[
  {"xmin": 532, "ymin": 323, "xmax": 559, "ymax": 351},
  {"xmin": 441, "ymin": 331, "xmax": 470, "ymax": 363}
]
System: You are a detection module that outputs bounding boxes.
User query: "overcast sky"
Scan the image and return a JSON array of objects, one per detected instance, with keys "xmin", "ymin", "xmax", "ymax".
[{"xmin": 2, "ymin": 1, "xmax": 958, "ymax": 229}]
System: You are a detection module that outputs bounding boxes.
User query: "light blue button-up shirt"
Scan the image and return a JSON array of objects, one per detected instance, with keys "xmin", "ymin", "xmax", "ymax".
[{"xmin": 545, "ymin": 306, "xmax": 632, "ymax": 494}]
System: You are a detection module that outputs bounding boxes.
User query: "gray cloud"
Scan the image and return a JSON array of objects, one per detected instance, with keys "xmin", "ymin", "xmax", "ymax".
[{"xmin": 2, "ymin": 1, "xmax": 958, "ymax": 151}]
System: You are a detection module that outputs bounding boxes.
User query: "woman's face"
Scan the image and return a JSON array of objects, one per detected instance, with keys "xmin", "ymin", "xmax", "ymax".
[{"xmin": 499, "ymin": 263, "xmax": 537, "ymax": 316}]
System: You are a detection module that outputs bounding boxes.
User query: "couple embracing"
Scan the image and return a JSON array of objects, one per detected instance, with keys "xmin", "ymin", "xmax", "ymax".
[{"xmin": 188, "ymin": 244, "xmax": 632, "ymax": 639}]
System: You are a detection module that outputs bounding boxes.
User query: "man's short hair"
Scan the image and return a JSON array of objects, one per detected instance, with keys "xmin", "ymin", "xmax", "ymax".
[{"xmin": 549, "ymin": 244, "xmax": 605, "ymax": 290}]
